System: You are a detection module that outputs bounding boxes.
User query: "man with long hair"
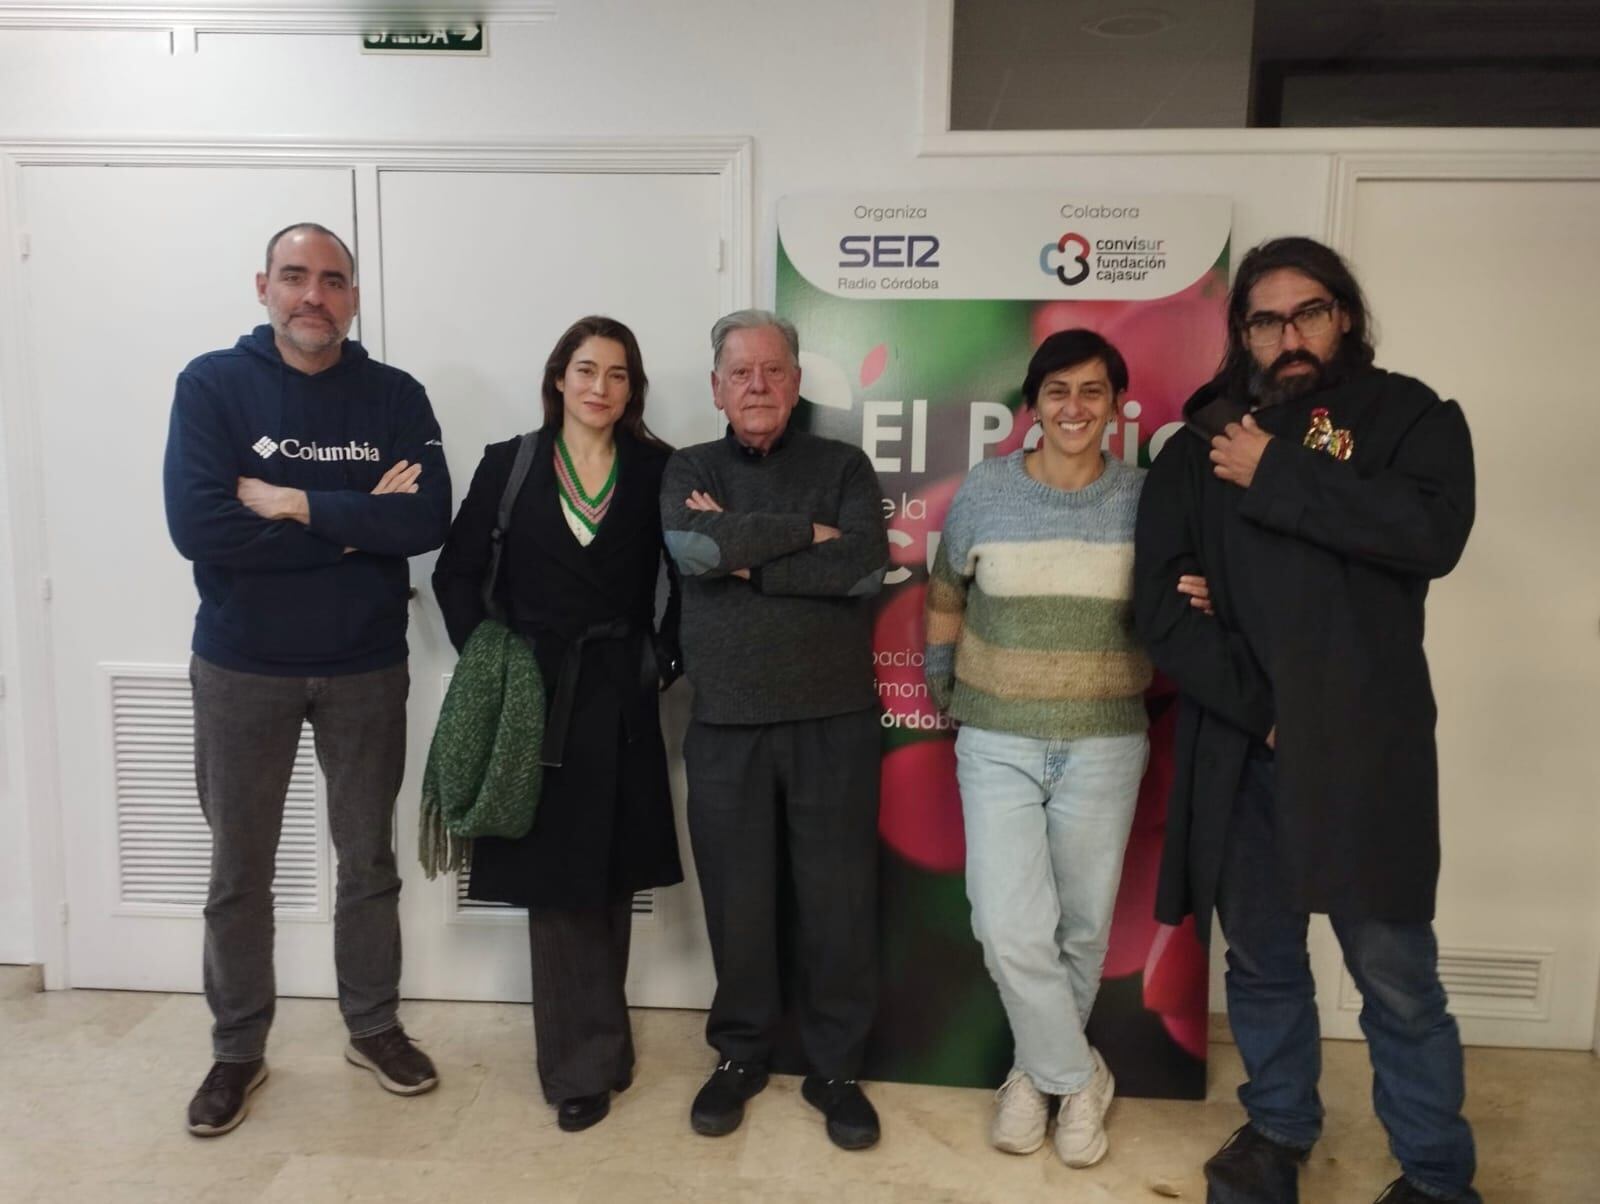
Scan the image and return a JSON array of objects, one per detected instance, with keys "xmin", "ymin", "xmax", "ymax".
[{"xmin": 1134, "ymin": 237, "xmax": 1480, "ymax": 1204}]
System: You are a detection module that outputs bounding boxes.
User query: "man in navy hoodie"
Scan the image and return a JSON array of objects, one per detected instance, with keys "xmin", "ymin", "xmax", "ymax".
[{"xmin": 163, "ymin": 223, "xmax": 451, "ymax": 1137}]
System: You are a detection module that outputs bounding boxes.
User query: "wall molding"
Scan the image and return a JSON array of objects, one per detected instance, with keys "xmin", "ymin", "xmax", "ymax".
[
  {"xmin": 0, "ymin": 135, "xmax": 751, "ymax": 172},
  {"xmin": 0, "ymin": 4, "xmax": 555, "ymax": 36},
  {"xmin": 0, "ymin": 135, "xmax": 756, "ymax": 322},
  {"xmin": 0, "ymin": 145, "xmax": 66, "ymax": 985},
  {"xmin": 1326, "ymin": 149, "xmax": 1600, "ymax": 254}
]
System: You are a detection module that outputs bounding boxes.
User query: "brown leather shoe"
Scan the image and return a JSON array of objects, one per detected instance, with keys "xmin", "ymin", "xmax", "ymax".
[
  {"xmin": 345, "ymin": 1026, "xmax": 438, "ymax": 1096},
  {"xmin": 186, "ymin": 1059, "xmax": 267, "ymax": 1137}
]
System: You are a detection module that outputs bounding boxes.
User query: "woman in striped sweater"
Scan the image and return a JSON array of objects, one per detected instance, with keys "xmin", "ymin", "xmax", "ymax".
[{"xmin": 925, "ymin": 328, "xmax": 1152, "ymax": 1169}]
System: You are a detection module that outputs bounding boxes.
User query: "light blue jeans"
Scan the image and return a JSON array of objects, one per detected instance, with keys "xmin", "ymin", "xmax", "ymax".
[{"xmin": 955, "ymin": 725, "xmax": 1148, "ymax": 1095}]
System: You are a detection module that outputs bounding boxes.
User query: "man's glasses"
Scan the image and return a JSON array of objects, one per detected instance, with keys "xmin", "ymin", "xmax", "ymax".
[{"xmin": 1242, "ymin": 299, "xmax": 1339, "ymax": 348}]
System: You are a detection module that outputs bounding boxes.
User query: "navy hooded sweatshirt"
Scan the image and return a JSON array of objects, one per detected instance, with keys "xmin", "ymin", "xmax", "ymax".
[{"xmin": 163, "ymin": 325, "xmax": 452, "ymax": 676}]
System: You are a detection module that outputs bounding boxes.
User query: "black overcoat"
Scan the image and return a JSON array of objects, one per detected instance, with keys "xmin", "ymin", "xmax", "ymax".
[
  {"xmin": 1134, "ymin": 368, "xmax": 1474, "ymax": 940},
  {"xmin": 432, "ymin": 426, "xmax": 684, "ymax": 909}
]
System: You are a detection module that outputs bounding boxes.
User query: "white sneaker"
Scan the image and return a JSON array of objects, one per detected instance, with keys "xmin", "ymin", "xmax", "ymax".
[
  {"xmin": 990, "ymin": 1068, "xmax": 1050, "ymax": 1154},
  {"xmin": 1053, "ymin": 1048, "xmax": 1114, "ymax": 1168}
]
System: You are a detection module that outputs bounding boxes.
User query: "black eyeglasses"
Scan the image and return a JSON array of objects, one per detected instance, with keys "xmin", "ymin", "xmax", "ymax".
[{"xmin": 1242, "ymin": 299, "xmax": 1339, "ymax": 348}]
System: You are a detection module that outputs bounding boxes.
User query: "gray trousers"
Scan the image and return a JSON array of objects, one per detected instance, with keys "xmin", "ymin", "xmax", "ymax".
[
  {"xmin": 190, "ymin": 655, "xmax": 408, "ymax": 1061},
  {"xmin": 685, "ymin": 709, "xmax": 881, "ymax": 1079},
  {"xmin": 527, "ymin": 896, "xmax": 636, "ymax": 1102}
]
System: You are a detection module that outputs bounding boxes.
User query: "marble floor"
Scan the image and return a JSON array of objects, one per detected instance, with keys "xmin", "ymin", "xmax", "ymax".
[{"xmin": 0, "ymin": 969, "xmax": 1594, "ymax": 1203}]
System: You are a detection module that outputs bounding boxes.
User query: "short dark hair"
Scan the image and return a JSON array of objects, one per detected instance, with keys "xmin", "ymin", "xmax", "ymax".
[
  {"xmin": 1022, "ymin": 329, "xmax": 1129, "ymax": 407},
  {"xmin": 1220, "ymin": 236, "xmax": 1375, "ymax": 393},
  {"xmin": 540, "ymin": 315, "xmax": 670, "ymax": 451},
  {"xmin": 263, "ymin": 222, "xmax": 356, "ymax": 278}
]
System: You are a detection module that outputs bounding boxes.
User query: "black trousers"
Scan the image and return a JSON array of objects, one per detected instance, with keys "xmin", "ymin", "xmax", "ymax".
[
  {"xmin": 685, "ymin": 709, "xmax": 881, "ymax": 1079},
  {"xmin": 526, "ymin": 896, "xmax": 635, "ymax": 1102}
]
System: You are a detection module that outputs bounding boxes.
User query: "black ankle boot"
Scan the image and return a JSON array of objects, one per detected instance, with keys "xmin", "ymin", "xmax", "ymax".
[
  {"xmin": 1204, "ymin": 1123, "xmax": 1309, "ymax": 1204},
  {"xmin": 557, "ymin": 1091, "xmax": 611, "ymax": 1132}
]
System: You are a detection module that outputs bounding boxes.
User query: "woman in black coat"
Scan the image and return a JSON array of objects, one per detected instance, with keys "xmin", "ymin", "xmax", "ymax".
[{"xmin": 432, "ymin": 315, "xmax": 683, "ymax": 1132}]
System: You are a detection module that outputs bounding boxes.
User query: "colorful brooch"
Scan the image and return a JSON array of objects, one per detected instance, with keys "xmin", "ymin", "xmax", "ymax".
[{"xmin": 1303, "ymin": 407, "xmax": 1354, "ymax": 461}]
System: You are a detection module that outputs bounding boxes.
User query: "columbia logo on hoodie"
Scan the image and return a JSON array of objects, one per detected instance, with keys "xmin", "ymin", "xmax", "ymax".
[{"xmin": 253, "ymin": 436, "xmax": 381, "ymax": 462}]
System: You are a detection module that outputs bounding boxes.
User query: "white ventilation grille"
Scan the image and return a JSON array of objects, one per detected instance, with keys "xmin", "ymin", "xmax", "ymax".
[
  {"xmin": 110, "ymin": 667, "xmax": 325, "ymax": 916},
  {"xmin": 453, "ymin": 866, "xmax": 654, "ymax": 919},
  {"xmin": 1338, "ymin": 946, "xmax": 1552, "ymax": 1022}
]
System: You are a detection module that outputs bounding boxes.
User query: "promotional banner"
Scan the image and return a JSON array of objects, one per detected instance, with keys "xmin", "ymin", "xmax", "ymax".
[{"xmin": 776, "ymin": 192, "xmax": 1231, "ymax": 1098}]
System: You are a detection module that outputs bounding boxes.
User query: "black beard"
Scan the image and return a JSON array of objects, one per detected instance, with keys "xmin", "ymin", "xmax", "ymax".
[{"xmin": 1250, "ymin": 349, "xmax": 1345, "ymax": 408}]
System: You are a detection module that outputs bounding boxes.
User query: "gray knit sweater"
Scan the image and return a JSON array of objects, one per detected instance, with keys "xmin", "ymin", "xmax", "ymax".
[{"xmin": 661, "ymin": 429, "xmax": 889, "ymax": 724}]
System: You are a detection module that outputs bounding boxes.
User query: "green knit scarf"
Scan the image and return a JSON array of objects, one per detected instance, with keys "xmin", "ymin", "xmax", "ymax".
[{"xmin": 418, "ymin": 619, "xmax": 545, "ymax": 878}]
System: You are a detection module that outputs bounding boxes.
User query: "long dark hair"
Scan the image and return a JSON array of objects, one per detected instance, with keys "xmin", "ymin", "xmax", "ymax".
[
  {"xmin": 539, "ymin": 315, "xmax": 671, "ymax": 451},
  {"xmin": 1218, "ymin": 237, "xmax": 1376, "ymax": 398}
]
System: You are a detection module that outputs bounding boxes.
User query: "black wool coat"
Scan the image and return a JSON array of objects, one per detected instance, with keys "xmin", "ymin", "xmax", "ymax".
[
  {"xmin": 1134, "ymin": 368, "xmax": 1474, "ymax": 940},
  {"xmin": 432, "ymin": 426, "xmax": 684, "ymax": 909}
]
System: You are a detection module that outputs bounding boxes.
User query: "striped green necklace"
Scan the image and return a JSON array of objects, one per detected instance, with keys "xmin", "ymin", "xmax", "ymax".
[{"xmin": 554, "ymin": 432, "xmax": 618, "ymax": 536}]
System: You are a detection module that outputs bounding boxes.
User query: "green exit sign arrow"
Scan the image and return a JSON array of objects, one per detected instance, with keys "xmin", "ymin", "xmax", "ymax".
[{"xmin": 362, "ymin": 25, "xmax": 487, "ymax": 55}]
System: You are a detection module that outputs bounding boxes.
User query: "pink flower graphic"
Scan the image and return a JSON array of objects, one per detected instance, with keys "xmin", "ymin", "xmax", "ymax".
[
  {"xmin": 879, "ymin": 738, "xmax": 966, "ymax": 873},
  {"xmin": 860, "ymin": 343, "xmax": 889, "ymax": 387}
]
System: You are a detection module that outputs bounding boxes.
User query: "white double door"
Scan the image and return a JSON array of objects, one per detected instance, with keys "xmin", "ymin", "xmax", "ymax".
[
  {"xmin": 1306, "ymin": 174, "xmax": 1600, "ymax": 1050},
  {"xmin": 18, "ymin": 158, "xmax": 726, "ymax": 1007}
]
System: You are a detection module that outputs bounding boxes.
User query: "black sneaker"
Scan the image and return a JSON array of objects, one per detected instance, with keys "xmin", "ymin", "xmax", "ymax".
[
  {"xmin": 801, "ymin": 1075, "xmax": 880, "ymax": 1151},
  {"xmin": 1374, "ymin": 1177, "xmax": 1473, "ymax": 1203},
  {"xmin": 1204, "ymin": 1123, "xmax": 1308, "ymax": 1204},
  {"xmin": 186, "ymin": 1059, "xmax": 267, "ymax": 1137},
  {"xmin": 690, "ymin": 1059, "xmax": 769, "ymax": 1136},
  {"xmin": 345, "ymin": 1025, "xmax": 439, "ymax": 1096}
]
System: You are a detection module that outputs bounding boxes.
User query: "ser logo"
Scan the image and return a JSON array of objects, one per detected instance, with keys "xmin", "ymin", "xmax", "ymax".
[
  {"xmin": 838, "ymin": 234, "xmax": 941, "ymax": 269},
  {"xmin": 1040, "ymin": 232, "xmax": 1091, "ymax": 286}
]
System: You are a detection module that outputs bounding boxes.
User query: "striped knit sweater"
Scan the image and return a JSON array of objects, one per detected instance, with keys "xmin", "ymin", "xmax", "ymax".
[{"xmin": 924, "ymin": 450, "xmax": 1151, "ymax": 739}]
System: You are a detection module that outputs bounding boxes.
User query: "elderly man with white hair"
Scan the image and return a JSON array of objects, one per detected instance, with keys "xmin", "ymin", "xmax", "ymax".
[{"xmin": 661, "ymin": 309, "xmax": 890, "ymax": 1150}]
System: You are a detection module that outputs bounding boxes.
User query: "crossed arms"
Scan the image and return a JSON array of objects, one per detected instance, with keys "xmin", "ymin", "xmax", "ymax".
[
  {"xmin": 163, "ymin": 369, "xmax": 451, "ymax": 570},
  {"xmin": 659, "ymin": 452, "xmax": 889, "ymax": 599}
]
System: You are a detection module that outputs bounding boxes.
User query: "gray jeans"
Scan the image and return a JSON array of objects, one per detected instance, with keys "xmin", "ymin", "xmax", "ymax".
[{"xmin": 191, "ymin": 655, "xmax": 409, "ymax": 1061}]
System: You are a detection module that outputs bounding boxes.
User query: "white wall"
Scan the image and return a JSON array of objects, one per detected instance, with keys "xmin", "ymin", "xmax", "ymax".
[
  {"xmin": 0, "ymin": 1, "xmax": 1330, "ymax": 969},
  {"xmin": 1, "ymin": 2, "xmax": 1594, "ymax": 1014}
]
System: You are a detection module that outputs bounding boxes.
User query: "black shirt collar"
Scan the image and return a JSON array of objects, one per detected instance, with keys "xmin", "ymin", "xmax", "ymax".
[{"xmin": 724, "ymin": 423, "xmax": 792, "ymax": 458}]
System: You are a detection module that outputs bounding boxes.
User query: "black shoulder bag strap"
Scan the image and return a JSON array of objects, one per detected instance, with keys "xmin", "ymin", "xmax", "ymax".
[{"xmin": 480, "ymin": 430, "xmax": 541, "ymax": 622}]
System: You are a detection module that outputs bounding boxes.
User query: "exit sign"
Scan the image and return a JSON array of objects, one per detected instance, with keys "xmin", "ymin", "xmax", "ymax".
[{"xmin": 362, "ymin": 25, "xmax": 487, "ymax": 55}]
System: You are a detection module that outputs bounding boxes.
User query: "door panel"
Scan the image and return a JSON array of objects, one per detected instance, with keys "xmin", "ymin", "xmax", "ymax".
[
  {"xmin": 20, "ymin": 164, "xmax": 356, "ymax": 991},
  {"xmin": 1317, "ymin": 177, "xmax": 1600, "ymax": 1048},
  {"xmin": 376, "ymin": 168, "xmax": 725, "ymax": 1007}
]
